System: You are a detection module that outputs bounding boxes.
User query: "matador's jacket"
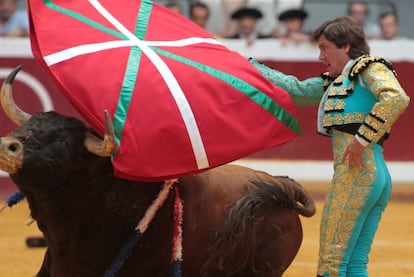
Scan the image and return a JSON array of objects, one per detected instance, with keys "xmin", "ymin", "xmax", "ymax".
[{"xmin": 250, "ymin": 56, "xmax": 410, "ymax": 276}]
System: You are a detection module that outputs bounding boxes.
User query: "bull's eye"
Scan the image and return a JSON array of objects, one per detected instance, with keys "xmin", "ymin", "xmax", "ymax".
[{"xmin": 8, "ymin": 142, "xmax": 20, "ymax": 153}]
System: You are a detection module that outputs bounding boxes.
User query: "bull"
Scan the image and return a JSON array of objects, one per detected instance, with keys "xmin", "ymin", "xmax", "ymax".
[{"xmin": 0, "ymin": 67, "xmax": 315, "ymax": 277}]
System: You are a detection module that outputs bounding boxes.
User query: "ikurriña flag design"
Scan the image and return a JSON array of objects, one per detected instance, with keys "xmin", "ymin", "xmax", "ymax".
[{"xmin": 28, "ymin": 0, "xmax": 300, "ymax": 181}]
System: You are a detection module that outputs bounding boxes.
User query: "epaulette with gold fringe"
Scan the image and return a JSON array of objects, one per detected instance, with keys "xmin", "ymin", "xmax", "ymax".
[{"xmin": 349, "ymin": 55, "xmax": 396, "ymax": 80}]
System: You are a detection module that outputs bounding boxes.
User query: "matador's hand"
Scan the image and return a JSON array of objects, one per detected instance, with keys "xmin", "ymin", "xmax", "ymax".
[{"xmin": 341, "ymin": 138, "xmax": 365, "ymax": 169}]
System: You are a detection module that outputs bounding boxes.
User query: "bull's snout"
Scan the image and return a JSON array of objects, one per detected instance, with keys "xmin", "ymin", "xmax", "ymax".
[{"xmin": 0, "ymin": 137, "xmax": 23, "ymax": 174}]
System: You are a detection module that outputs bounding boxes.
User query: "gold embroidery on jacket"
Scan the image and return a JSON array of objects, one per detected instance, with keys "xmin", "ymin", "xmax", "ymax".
[
  {"xmin": 322, "ymin": 57, "xmax": 409, "ymax": 142},
  {"xmin": 328, "ymin": 87, "xmax": 349, "ymax": 97},
  {"xmin": 364, "ymin": 116, "xmax": 382, "ymax": 131},
  {"xmin": 333, "ymin": 75, "xmax": 345, "ymax": 85},
  {"xmin": 324, "ymin": 99, "xmax": 345, "ymax": 111},
  {"xmin": 333, "ymin": 114, "xmax": 343, "ymax": 125},
  {"xmin": 356, "ymin": 62, "xmax": 409, "ymax": 142},
  {"xmin": 323, "ymin": 112, "xmax": 366, "ymax": 127}
]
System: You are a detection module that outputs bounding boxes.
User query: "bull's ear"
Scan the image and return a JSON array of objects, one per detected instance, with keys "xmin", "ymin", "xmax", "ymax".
[
  {"xmin": 84, "ymin": 110, "xmax": 118, "ymax": 157},
  {"xmin": 0, "ymin": 65, "xmax": 32, "ymax": 126}
]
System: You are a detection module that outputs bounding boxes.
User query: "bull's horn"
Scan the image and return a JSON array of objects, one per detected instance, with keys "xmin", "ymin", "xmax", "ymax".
[
  {"xmin": 0, "ymin": 65, "xmax": 32, "ymax": 126},
  {"xmin": 84, "ymin": 110, "xmax": 118, "ymax": 157}
]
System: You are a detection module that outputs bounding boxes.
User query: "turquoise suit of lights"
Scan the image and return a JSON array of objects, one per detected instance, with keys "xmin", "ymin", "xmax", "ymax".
[{"xmin": 250, "ymin": 56, "xmax": 410, "ymax": 276}]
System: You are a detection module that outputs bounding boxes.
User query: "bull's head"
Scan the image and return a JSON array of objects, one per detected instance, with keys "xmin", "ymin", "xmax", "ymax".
[{"xmin": 0, "ymin": 66, "xmax": 118, "ymax": 188}]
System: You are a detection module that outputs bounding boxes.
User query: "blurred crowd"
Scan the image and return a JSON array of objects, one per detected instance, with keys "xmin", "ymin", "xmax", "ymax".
[
  {"xmin": 161, "ymin": 0, "xmax": 410, "ymax": 46},
  {"xmin": 1, "ymin": 0, "xmax": 409, "ymax": 45}
]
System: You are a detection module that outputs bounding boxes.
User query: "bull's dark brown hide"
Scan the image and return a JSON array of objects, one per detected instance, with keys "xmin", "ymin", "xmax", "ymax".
[{"xmin": 2, "ymin": 112, "xmax": 315, "ymax": 277}]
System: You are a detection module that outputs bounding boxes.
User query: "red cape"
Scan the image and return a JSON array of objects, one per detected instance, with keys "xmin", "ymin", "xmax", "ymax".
[{"xmin": 28, "ymin": 0, "xmax": 300, "ymax": 181}]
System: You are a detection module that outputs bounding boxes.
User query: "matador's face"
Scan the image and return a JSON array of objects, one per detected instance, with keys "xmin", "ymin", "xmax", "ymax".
[{"xmin": 317, "ymin": 35, "xmax": 351, "ymax": 78}]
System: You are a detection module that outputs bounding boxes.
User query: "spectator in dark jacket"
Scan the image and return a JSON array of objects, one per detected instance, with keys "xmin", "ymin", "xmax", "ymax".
[
  {"xmin": 272, "ymin": 8, "xmax": 311, "ymax": 45},
  {"xmin": 226, "ymin": 7, "xmax": 270, "ymax": 46}
]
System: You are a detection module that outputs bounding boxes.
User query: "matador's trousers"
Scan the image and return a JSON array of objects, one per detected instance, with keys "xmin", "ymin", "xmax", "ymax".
[{"xmin": 317, "ymin": 130, "xmax": 392, "ymax": 277}]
